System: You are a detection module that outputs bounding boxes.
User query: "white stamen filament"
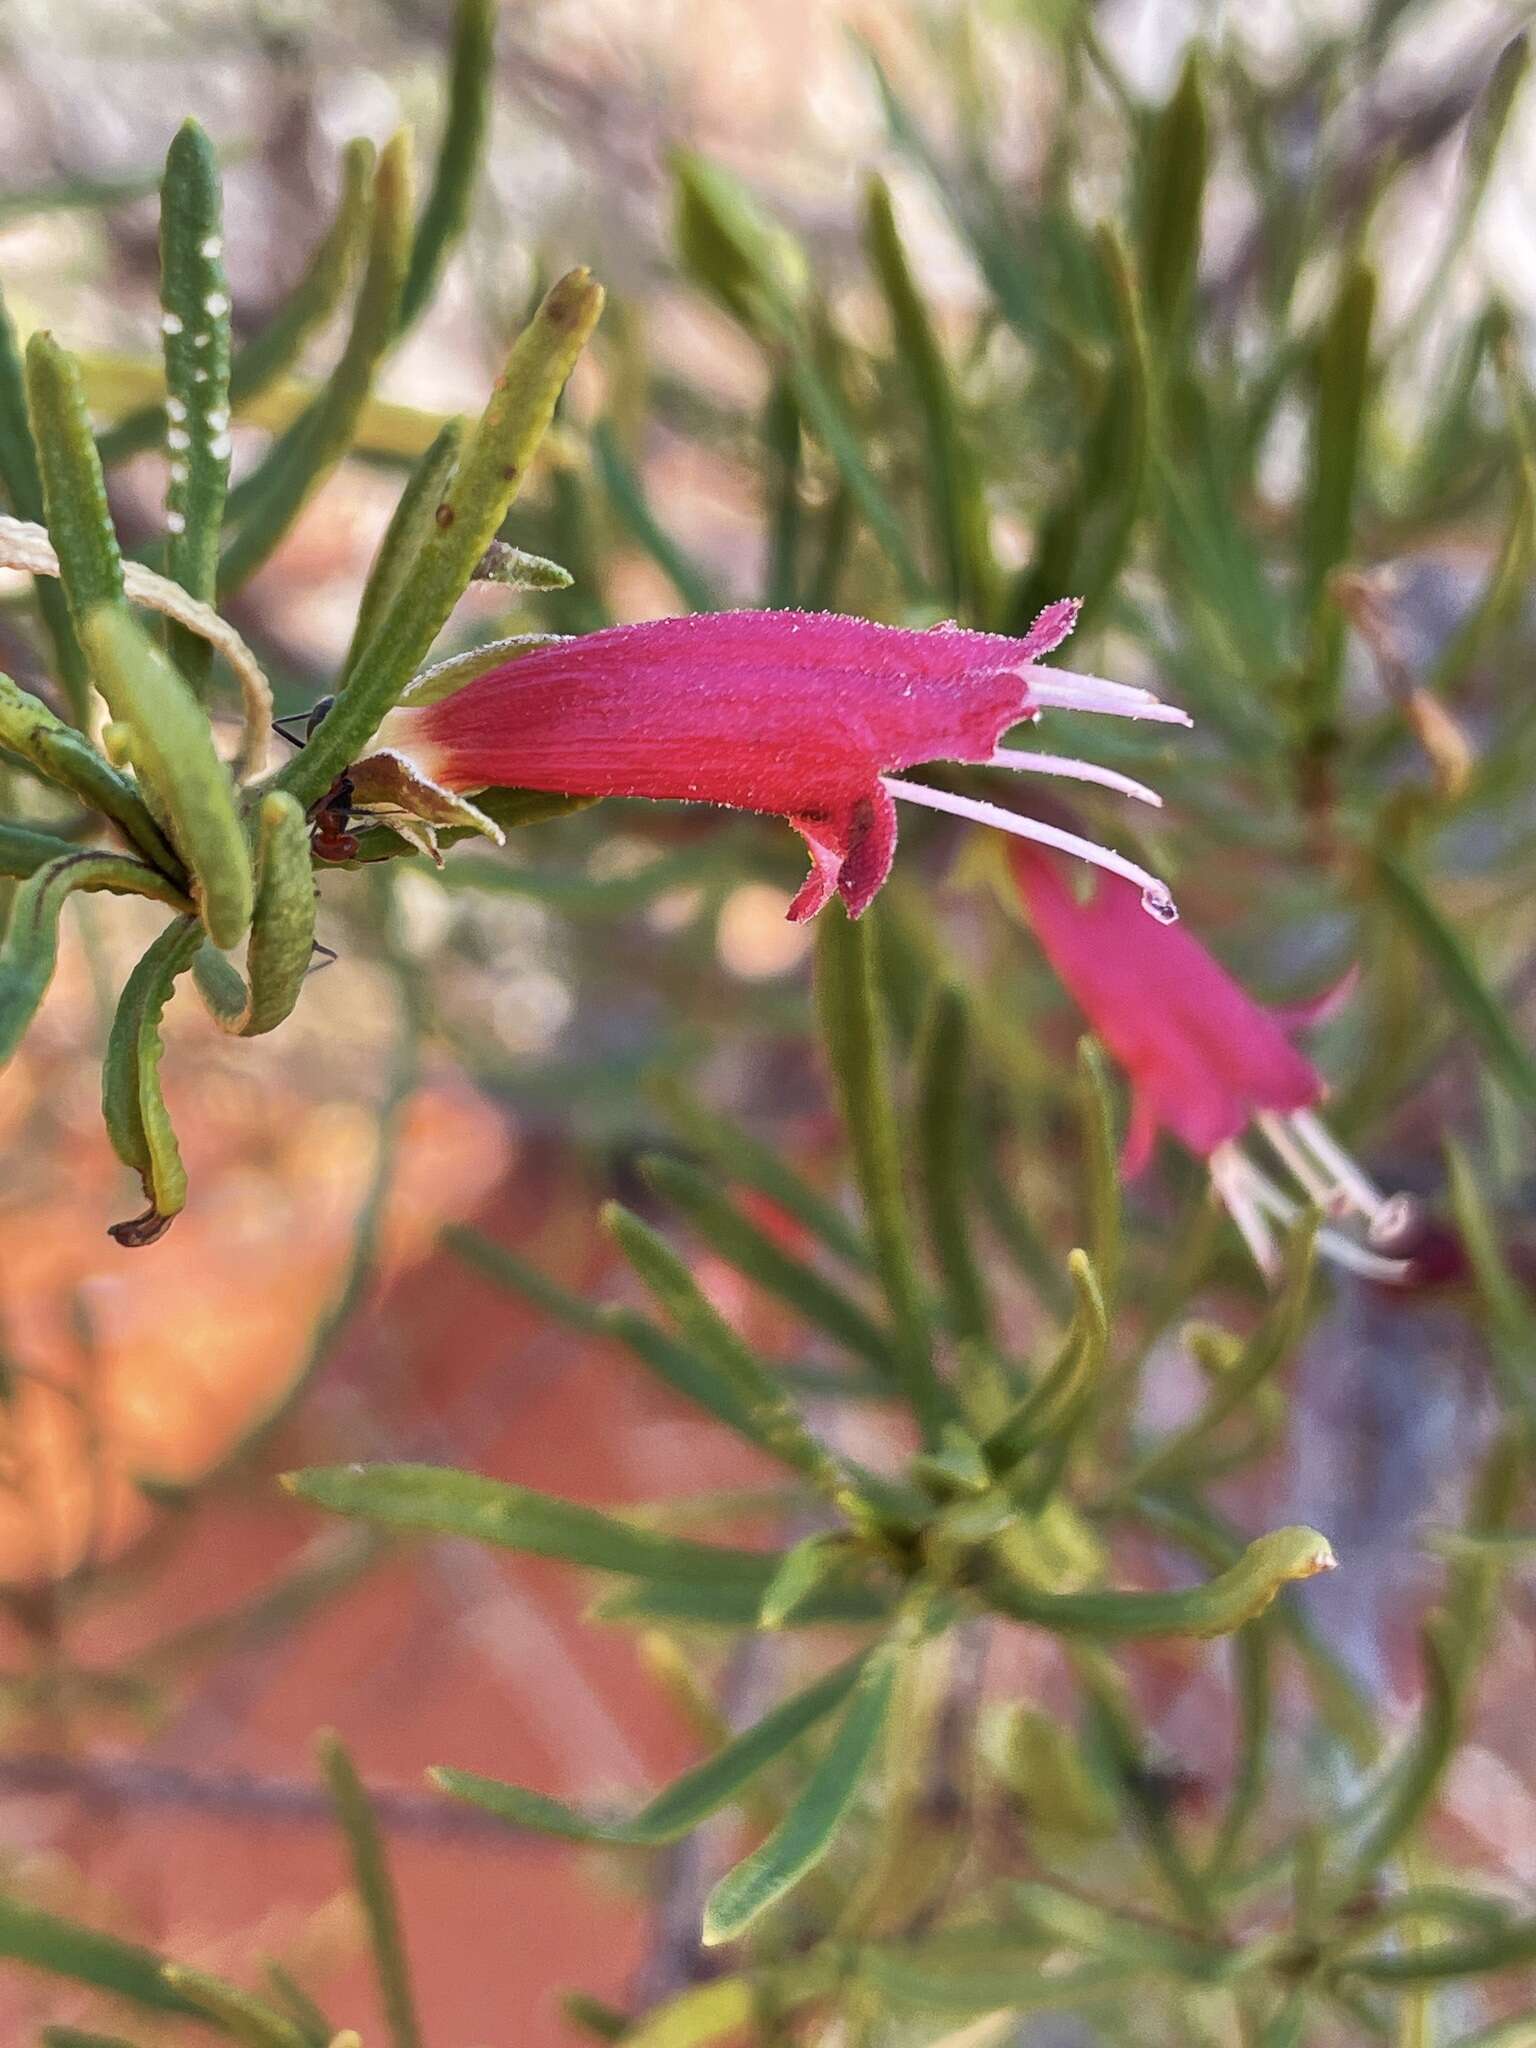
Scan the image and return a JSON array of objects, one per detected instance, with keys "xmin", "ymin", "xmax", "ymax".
[
  {"xmin": 1257, "ymin": 1111, "xmax": 1349, "ymax": 1215},
  {"xmin": 1024, "ymin": 664, "xmax": 1194, "ymax": 727},
  {"xmin": 881, "ymin": 775, "xmax": 1178, "ymax": 922},
  {"xmin": 1211, "ymin": 1140, "xmax": 1411, "ymax": 1283},
  {"xmin": 1209, "ymin": 1145, "xmax": 1281, "ymax": 1276},
  {"xmin": 989, "ymin": 748, "xmax": 1163, "ymax": 807},
  {"xmin": 1286, "ymin": 1108, "xmax": 1413, "ymax": 1242}
]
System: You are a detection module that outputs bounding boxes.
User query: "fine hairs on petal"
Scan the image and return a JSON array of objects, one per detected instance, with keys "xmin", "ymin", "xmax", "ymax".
[{"xmin": 881, "ymin": 776, "xmax": 1178, "ymax": 922}]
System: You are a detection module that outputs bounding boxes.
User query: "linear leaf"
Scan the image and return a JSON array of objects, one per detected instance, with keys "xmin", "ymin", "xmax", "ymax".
[
  {"xmin": 397, "ymin": 0, "xmax": 496, "ymax": 332},
  {"xmin": 603, "ymin": 1200, "xmax": 853, "ymax": 1502},
  {"xmin": 815, "ymin": 908, "xmax": 947, "ymax": 1439},
  {"xmin": 0, "ymin": 285, "xmax": 88, "ymax": 715},
  {"xmin": 282, "ymin": 1463, "xmax": 786, "ymax": 1587},
  {"xmin": 99, "ymin": 140, "xmax": 375, "ymax": 468},
  {"xmin": 984, "ymin": 1525, "xmax": 1337, "ymax": 1639},
  {"xmin": 0, "ymin": 850, "xmax": 188, "ymax": 1066},
  {"xmin": 317, "ymin": 1733, "xmax": 421, "ymax": 2048},
  {"xmin": 436, "ymin": 1652, "xmax": 867, "ymax": 1846},
  {"xmin": 158, "ymin": 118, "xmax": 231, "ymax": 690},
  {"xmin": 639, "ymin": 1153, "xmax": 891, "ymax": 1369},
  {"xmin": 78, "ymin": 604, "xmax": 252, "ymax": 949},
  {"xmin": 273, "ymin": 267, "xmax": 603, "ymax": 812},
  {"xmin": 100, "ymin": 915, "xmax": 204, "ymax": 1246},
  {"xmin": 702, "ymin": 1643, "xmax": 898, "ymax": 1944},
  {"xmin": 0, "ymin": 1896, "xmax": 198, "ymax": 2016},
  {"xmin": 219, "ymin": 132, "xmax": 413, "ymax": 594},
  {"xmin": 1375, "ymin": 848, "xmax": 1536, "ymax": 1114}
]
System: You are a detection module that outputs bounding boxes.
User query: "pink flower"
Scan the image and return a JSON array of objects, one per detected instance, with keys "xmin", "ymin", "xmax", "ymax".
[
  {"xmin": 365, "ymin": 605, "xmax": 1188, "ymax": 923},
  {"xmin": 1007, "ymin": 840, "xmax": 1412, "ymax": 1280}
]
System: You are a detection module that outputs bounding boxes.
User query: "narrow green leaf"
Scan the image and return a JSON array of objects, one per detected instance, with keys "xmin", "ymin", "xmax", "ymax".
[
  {"xmin": 1341, "ymin": 1918, "xmax": 1536, "ymax": 1985},
  {"xmin": 649, "ymin": 1073, "xmax": 870, "ymax": 1269},
  {"xmin": 1075, "ymin": 1037, "xmax": 1122, "ymax": 1303},
  {"xmin": 758, "ymin": 1534, "xmax": 864, "ymax": 1629},
  {"xmin": 986, "ymin": 1524, "xmax": 1337, "ymax": 1639},
  {"xmin": 263, "ymin": 1963, "xmax": 335, "ymax": 2048},
  {"xmin": 702, "ymin": 1644, "xmax": 897, "ymax": 1945},
  {"xmin": 0, "ymin": 287, "xmax": 88, "ymax": 716},
  {"xmin": 158, "ymin": 118, "xmax": 231, "ymax": 690},
  {"xmin": 784, "ymin": 341, "xmax": 924, "ymax": 601},
  {"xmin": 41, "ymin": 2028, "xmax": 143, "ymax": 2048},
  {"xmin": 984, "ymin": 1249, "xmax": 1107, "ymax": 1472},
  {"xmin": 0, "ymin": 671, "xmax": 179, "ymax": 874},
  {"xmin": 1010, "ymin": 1879, "xmax": 1232, "ymax": 1975},
  {"xmin": 0, "ymin": 1895, "xmax": 197, "ymax": 2015},
  {"xmin": 317, "ymin": 1732, "xmax": 421, "ymax": 2048},
  {"xmin": 220, "ymin": 132, "xmax": 413, "ymax": 595},
  {"xmin": 761, "ymin": 373, "xmax": 801, "ymax": 607},
  {"xmin": 671, "ymin": 150, "xmax": 802, "ymax": 335},
  {"xmin": 0, "ymin": 850, "xmax": 188, "ymax": 1066},
  {"xmin": 101, "ymin": 915, "xmax": 204, "ymax": 1246},
  {"xmin": 1125, "ymin": 1217, "xmax": 1317, "ymax": 1494},
  {"xmin": 863, "ymin": 176, "xmax": 993, "ymax": 616},
  {"xmin": 638, "ymin": 1153, "xmax": 891, "ymax": 1371},
  {"xmin": 915, "ymin": 985, "xmax": 992, "ymax": 1345},
  {"xmin": 1304, "ymin": 262, "xmax": 1376, "ymax": 704},
  {"xmin": 193, "ymin": 792, "xmax": 315, "ymax": 1037},
  {"xmin": 436, "ymin": 1651, "xmax": 867, "ymax": 1846},
  {"xmin": 159, "ymin": 1966, "xmax": 309, "ymax": 2048},
  {"xmin": 593, "ymin": 417, "xmax": 717, "ymax": 612},
  {"xmin": 591, "ymin": 1575, "xmax": 889, "ymax": 1630},
  {"xmin": 1075, "ymin": 1653, "xmax": 1227, "ymax": 1932},
  {"xmin": 815, "ymin": 908, "xmax": 947, "ymax": 1440},
  {"xmin": 442, "ymin": 1221, "xmax": 766, "ymax": 1442},
  {"xmin": 1375, "ymin": 847, "xmax": 1536, "ymax": 1114},
  {"xmin": 24, "ymin": 331, "xmax": 123, "ymax": 627},
  {"xmin": 99, "ymin": 141, "xmax": 376, "ymax": 470},
  {"xmin": 343, "ymin": 420, "xmax": 464, "ymax": 681},
  {"xmin": 274, "ymin": 267, "xmax": 604, "ymax": 813},
  {"xmin": 1139, "ymin": 47, "xmax": 1208, "ymax": 333},
  {"xmin": 282, "ymin": 1462, "xmax": 785, "ymax": 1587},
  {"xmin": 78, "ymin": 604, "xmax": 252, "ymax": 949},
  {"xmin": 1445, "ymin": 1141, "xmax": 1536, "ymax": 1415},
  {"xmin": 0, "ymin": 819, "xmax": 83, "ymax": 881},
  {"xmin": 397, "ymin": 0, "xmax": 496, "ymax": 333},
  {"xmin": 603, "ymin": 1201, "xmax": 852, "ymax": 1504}
]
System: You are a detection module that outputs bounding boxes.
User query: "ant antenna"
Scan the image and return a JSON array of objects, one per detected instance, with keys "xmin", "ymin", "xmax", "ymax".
[{"xmin": 271, "ymin": 712, "xmax": 310, "ymax": 749}]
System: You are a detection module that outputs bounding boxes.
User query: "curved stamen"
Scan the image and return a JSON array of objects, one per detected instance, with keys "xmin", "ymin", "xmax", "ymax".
[
  {"xmin": 1025, "ymin": 664, "xmax": 1194, "ymax": 726},
  {"xmin": 1257, "ymin": 1111, "xmax": 1349, "ymax": 1215},
  {"xmin": 882, "ymin": 775, "xmax": 1178, "ymax": 922},
  {"xmin": 1210, "ymin": 1144, "xmax": 1281, "ymax": 1276},
  {"xmin": 1286, "ymin": 1109, "xmax": 1410, "ymax": 1241},
  {"xmin": 989, "ymin": 747, "xmax": 1163, "ymax": 807},
  {"xmin": 1216, "ymin": 1143, "xmax": 1411, "ymax": 1282}
]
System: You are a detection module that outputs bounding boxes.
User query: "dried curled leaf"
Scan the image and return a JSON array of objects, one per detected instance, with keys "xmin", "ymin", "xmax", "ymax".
[{"xmin": 0, "ymin": 514, "xmax": 273, "ymax": 778}]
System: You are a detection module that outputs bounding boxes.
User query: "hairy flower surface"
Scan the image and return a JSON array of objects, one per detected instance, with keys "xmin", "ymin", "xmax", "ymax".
[
  {"xmin": 1007, "ymin": 840, "xmax": 1411, "ymax": 1280},
  {"xmin": 365, "ymin": 605, "xmax": 1189, "ymax": 922}
]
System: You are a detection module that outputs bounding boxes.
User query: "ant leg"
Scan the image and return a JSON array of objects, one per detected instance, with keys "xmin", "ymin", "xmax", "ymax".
[{"xmin": 307, "ymin": 939, "xmax": 340, "ymax": 976}]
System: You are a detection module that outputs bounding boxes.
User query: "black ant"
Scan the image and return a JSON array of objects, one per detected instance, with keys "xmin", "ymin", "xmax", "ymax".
[{"xmin": 272, "ymin": 694, "xmax": 360, "ymax": 863}]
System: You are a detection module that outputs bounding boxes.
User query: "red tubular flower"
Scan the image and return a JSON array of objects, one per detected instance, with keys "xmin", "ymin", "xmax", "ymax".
[
  {"xmin": 1007, "ymin": 839, "xmax": 1412, "ymax": 1280},
  {"xmin": 365, "ymin": 605, "xmax": 1189, "ymax": 923}
]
